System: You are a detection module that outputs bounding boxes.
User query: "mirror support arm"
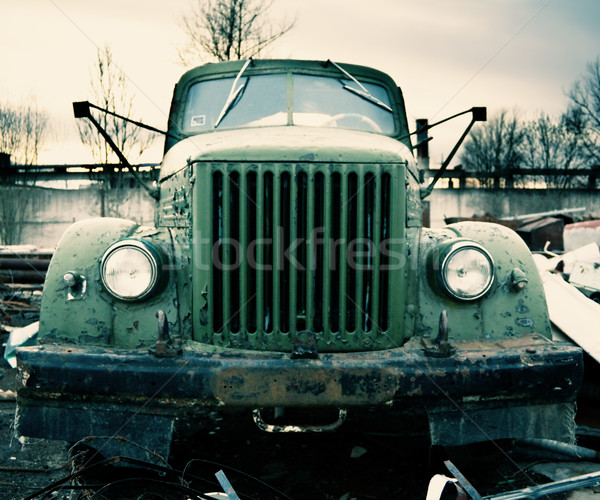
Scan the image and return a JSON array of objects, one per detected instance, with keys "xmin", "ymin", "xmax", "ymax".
[
  {"xmin": 73, "ymin": 101, "xmax": 160, "ymax": 200},
  {"xmin": 420, "ymin": 107, "xmax": 486, "ymax": 199}
]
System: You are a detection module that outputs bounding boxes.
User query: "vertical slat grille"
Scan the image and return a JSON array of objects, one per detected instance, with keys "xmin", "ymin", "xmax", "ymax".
[
  {"xmin": 313, "ymin": 172, "xmax": 325, "ymax": 333},
  {"xmin": 247, "ymin": 171, "xmax": 258, "ymax": 333},
  {"xmin": 209, "ymin": 164, "xmax": 395, "ymax": 346},
  {"xmin": 330, "ymin": 172, "xmax": 342, "ymax": 334},
  {"xmin": 379, "ymin": 173, "xmax": 392, "ymax": 333},
  {"xmin": 296, "ymin": 171, "xmax": 307, "ymax": 331},
  {"xmin": 279, "ymin": 172, "xmax": 291, "ymax": 333},
  {"xmin": 210, "ymin": 172, "xmax": 223, "ymax": 333},
  {"xmin": 345, "ymin": 172, "xmax": 358, "ymax": 332}
]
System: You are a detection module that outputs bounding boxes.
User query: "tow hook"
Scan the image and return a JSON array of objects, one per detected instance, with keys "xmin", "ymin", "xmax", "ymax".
[
  {"xmin": 423, "ymin": 310, "xmax": 455, "ymax": 358},
  {"xmin": 252, "ymin": 408, "xmax": 347, "ymax": 433},
  {"xmin": 149, "ymin": 310, "xmax": 182, "ymax": 358}
]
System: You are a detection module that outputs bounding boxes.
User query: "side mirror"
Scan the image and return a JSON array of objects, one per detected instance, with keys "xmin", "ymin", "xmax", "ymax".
[
  {"xmin": 72, "ymin": 101, "xmax": 91, "ymax": 119},
  {"xmin": 472, "ymin": 107, "xmax": 487, "ymax": 122}
]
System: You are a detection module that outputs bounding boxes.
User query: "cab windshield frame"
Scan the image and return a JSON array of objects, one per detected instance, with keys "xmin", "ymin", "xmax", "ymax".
[{"xmin": 181, "ymin": 72, "xmax": 396, "ymax": 135}]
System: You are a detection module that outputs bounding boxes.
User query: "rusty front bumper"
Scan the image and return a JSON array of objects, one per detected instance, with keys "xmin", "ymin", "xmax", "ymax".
[{"xmin": 16, "ymin": 334, "xmax": 582, "ymax": 410}]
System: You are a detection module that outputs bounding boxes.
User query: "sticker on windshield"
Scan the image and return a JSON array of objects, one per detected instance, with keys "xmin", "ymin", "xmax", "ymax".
[{"xmin": 190, "ymin": 115, "xmax": 206, "ymax": 127}]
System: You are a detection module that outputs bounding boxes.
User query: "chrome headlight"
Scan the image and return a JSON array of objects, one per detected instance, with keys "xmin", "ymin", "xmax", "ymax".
[
  {"xmin": 437, "ymin": 241, "xmax": 494, "ymax": 301},
  {"xmin": 100, "ymin": 240, "xmax": 164, "ymax": 301}
]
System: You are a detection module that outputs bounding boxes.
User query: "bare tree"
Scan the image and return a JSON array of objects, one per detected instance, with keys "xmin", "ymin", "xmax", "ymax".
[
  {"xmin": 0, "ymin": 106, "xmax": 21, "ymax": 164},
  {"xmin": 78, "ymin": 45, "xmax": 155, "ymax": 167},
  {"xmin": 0, "ymin": 99, "xmax": 48, "ymax": 167},
  {"xmin": 521, "ymin": 110, "xmax": 587, "ymax": 189},
  {"xmin": 459, "ymin": 109, "xmax": 525, "ymax": 188},
  {"xmin": 568, "ymin": 57, "xmax": 600, "ymax": 164},
  {"xmin": 178, "ymin": 0, "xmax": 295, "ymax": 65}
]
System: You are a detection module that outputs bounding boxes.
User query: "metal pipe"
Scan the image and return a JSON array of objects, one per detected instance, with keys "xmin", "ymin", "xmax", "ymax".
[
  {"xmin": 0, "ymin": 269, "xmax": 46, "ymax": 284},
  {"xmin": 499, "ymin": 207, "xmax": 586, "ymax": 222},
  {"xmin": 484, "ymin": 470, "xmax": 600, "ymax": 500},
  {"xmin": 517, "ymin": 438, "xmax": 600, "ymax": 461},
  {"xmin": 0, "ymin": 258, "xmax": 50, "ymax": 271}
]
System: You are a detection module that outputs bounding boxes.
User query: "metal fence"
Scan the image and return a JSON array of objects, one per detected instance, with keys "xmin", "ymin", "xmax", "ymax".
[{"xmin": 426, "ymin": 166, "xmax": 600, "ymax": 190}]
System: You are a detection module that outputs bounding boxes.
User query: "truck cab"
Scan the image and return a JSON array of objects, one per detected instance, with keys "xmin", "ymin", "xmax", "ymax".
[{"xmin": 14, "ymin": 59, "xmax": 582, "ymax": 457}]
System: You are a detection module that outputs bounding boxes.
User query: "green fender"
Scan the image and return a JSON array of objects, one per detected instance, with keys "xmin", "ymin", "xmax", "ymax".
[
  {"xmin": 40, "ymin": 217, "xmax": 181, "ymax": 348},
  {"xmin": 415, "ymin": 222, "xmax": 551, "ymax": 342}
]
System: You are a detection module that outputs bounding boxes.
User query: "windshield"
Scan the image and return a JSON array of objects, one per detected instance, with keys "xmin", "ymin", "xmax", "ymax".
[{"xmin": 182, "ymin": 73, "xmax": 395, "ymax": 135}]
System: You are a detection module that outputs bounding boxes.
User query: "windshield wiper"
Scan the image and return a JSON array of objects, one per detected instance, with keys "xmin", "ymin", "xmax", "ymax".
[
  {"xmin": 214, "ymin": 58, "xmax": 253, "ymax": 128},
  {"xmin": 327, "ymin": 60, "xmax": 392, "ymax": 113}
]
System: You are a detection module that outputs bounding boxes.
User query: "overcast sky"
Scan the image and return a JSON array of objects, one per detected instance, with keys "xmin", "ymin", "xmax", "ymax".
[{"xmin": 1, "ymin": 0, "xmax": 599, "ymax": 166}]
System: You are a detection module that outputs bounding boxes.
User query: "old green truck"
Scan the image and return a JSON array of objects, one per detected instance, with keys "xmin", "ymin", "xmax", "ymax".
[{"xmin": 14, "ymin": 59, "xmax": 582, "ymax": 457}]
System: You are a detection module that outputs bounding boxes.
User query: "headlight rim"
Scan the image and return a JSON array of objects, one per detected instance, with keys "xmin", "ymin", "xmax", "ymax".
[
  {"xmin": 437, "ymin": 240, "xmax": 495, "ymax": 302},
  {"xmin": 100, "ymin": 239, "xmax": 165, "ymax": 302}
]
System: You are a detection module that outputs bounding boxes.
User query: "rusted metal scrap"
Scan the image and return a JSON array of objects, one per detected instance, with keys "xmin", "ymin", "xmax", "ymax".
[
  {"xmin": 433, "ymin": 458, "xmax": 600, "ymax": 500},
  {"xmin": 485, "ymin": 471, "xmax": 600, "ymax": 500},
  {"xmin": 4, "ymin": 321, "xmax": 38, "ymax": 368},
  {"xmin": 445, "ymin": 208, "xmax": 588, "ymax": 252},
  {"xmin": 534, "ymin": 251, "xmax": 600, "ymax": 364}
]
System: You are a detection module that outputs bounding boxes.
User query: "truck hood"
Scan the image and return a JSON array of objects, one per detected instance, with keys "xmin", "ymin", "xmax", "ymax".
[{"xmin": 160, "ymin": 126, "xmax": 413, "ymax": 180}]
